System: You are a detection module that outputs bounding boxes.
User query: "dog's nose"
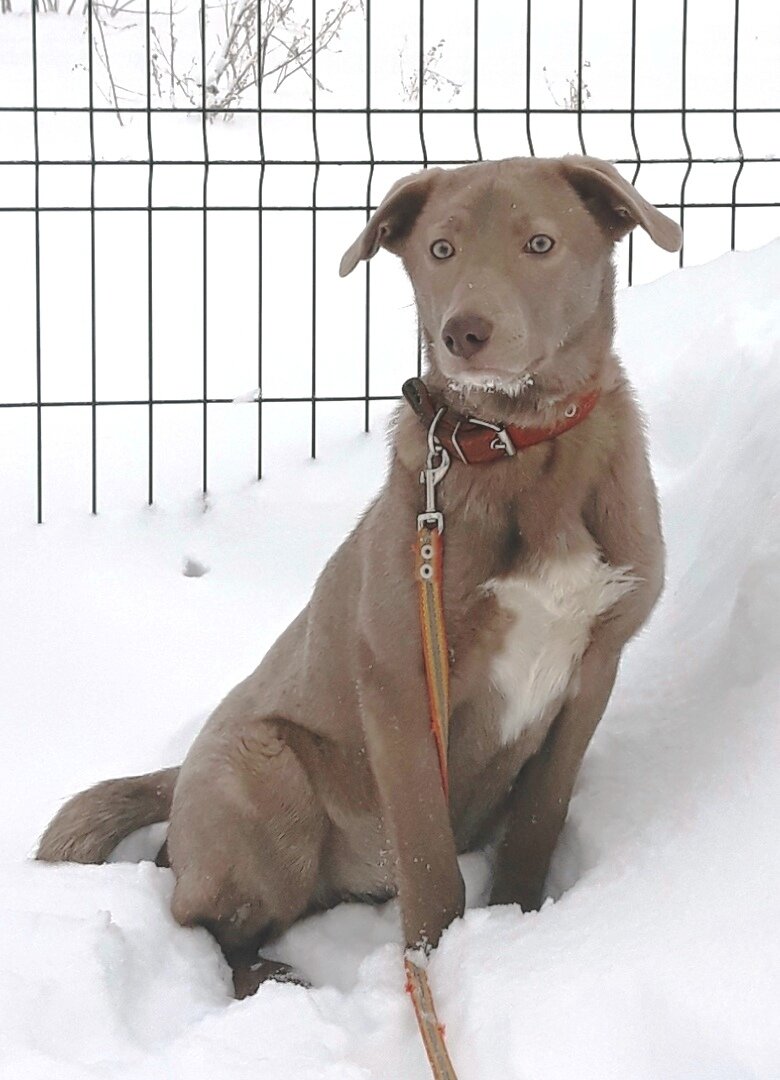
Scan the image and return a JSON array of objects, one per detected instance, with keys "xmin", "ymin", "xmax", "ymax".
[{"xmin": 442, "ymin": 315, "xmax": 493, "ymax": 360}]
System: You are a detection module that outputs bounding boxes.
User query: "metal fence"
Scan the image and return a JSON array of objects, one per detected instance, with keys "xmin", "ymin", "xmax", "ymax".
[{"xmin": 1, "ymin": 0, "xmax": 778, "ymax": 521}]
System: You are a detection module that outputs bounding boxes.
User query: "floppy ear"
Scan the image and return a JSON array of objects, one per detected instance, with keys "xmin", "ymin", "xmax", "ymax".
[
  {"xmin": 339, "ymin": 168, "xmax": 440, "ymax": 277},
  {"xmin": 558, "ymin": 155, "xmax": 682, "ymax": 252}
]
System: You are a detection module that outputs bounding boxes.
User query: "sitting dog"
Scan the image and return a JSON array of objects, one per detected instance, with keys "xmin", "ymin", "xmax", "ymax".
[{"xmin": 38, "ymin": 155, "xmax": 680, "ymax": 998}]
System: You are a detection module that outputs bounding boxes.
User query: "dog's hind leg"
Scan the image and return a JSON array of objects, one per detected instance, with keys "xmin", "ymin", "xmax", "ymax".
[{"xmin": 167, "ymin": 718, "xmax": 327, "ymax": 998}]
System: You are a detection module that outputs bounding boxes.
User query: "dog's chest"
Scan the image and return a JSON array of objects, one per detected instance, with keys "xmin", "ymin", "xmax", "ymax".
[{"xmin": 484, "ymin": 551, "xmax": 635, "ymax": 745}]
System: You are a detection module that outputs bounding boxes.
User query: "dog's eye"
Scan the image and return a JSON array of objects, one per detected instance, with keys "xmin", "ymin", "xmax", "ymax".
[
  {"xmin": 526, "ymin": 234, "xmax": 555, "ymax": 254},
  {"xmin": 431, "ymin": 239, "xmax": 455, "ymax": 260}
]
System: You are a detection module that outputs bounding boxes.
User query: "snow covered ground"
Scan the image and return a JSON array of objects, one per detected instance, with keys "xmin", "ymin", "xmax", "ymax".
[{"xmin": 1, "ymin": 238, "xmax": 779, "ymax": 1077}]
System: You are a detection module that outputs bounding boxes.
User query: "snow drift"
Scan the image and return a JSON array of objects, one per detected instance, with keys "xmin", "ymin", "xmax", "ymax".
[{"xmin": 1, "ymin": 241, "xmax": 779, "ymax": 1078}]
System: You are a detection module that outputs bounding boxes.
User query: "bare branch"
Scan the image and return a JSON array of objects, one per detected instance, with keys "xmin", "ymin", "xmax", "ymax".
[
  {"xmin": 400, "ymin": 37, "xmax": 462, "ymax": 103},
  {"xmin": 92, "ymin": 3, "xmax": 126, "ymax": 123},
  {"xmin": 87, "ymin": 0, "xmax": 459, "ymax": 124}
]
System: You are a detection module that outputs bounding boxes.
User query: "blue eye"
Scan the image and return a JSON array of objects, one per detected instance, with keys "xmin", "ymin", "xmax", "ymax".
[
  {"xmin": 526, "ymin": 234, "xmax": 555, "ymax": 254},
  {"xmin": 431, "ymin": 239, "xmax": 454, "ymax": 259}
]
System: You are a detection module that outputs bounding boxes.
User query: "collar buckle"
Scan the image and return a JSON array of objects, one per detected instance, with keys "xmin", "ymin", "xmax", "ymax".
[{"xmin": 468, "ymin": 417, "xmax": 516, "ymax": 457}]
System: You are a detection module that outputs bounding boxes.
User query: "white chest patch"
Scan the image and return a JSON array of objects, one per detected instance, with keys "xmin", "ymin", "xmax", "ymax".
[{"xmin": 484, "ymin": 553, "xmax": 636, "ymax": 746}]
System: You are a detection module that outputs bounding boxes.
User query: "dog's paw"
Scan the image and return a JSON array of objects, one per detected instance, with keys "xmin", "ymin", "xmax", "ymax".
[{"xmin": 233, "ymin": 957, "xmax": 310, "ymax": 999}]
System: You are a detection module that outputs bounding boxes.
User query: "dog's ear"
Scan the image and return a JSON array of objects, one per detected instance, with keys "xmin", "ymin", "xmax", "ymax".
[
  {"xmin": 558, "ymin": 156, "xmax": 682, "ymax": 252},
  {"xmin": 339, "ymin": 169, "xmax": 440, "ymax": 277}
]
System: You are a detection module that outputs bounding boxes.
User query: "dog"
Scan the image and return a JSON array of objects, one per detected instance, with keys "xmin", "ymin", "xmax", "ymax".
[{"xmin": 37, "ymin": 155, "xmax": 681, "ymax": 998}]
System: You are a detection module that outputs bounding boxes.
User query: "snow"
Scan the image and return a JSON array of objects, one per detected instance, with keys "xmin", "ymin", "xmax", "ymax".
[{"xmin": 0, "ymin": 238, "xmax": 778, "ymax": 1077}]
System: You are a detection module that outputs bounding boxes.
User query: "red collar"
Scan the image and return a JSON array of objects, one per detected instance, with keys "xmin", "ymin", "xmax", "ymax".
[{"xmin": 402, "ymin": 377, "xmax": 601, "ymax": 465}]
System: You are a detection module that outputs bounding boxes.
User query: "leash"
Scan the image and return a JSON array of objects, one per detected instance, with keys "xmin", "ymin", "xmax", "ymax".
[
  {"xmin": 401, "ymin": 378, "xmax": 601, "ymax": 1079},
  {"xmin": 404, "ymin": 406, "xmax": 458, "ymax": 1080},
  {"xmin": 414, "ymin": 410, "xmax": 452, "ymax": 795}
]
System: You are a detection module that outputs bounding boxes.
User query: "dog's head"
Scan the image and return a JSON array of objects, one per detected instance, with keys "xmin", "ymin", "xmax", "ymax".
[{"xmin": 340, "ymin": 156, "xmax": 681, "ymax": 403}]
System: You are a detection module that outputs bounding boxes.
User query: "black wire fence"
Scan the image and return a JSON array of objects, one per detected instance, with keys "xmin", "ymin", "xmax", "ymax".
[{"xmin": 0, "ymin": 0, "xmax": 778, "ymax": 521}]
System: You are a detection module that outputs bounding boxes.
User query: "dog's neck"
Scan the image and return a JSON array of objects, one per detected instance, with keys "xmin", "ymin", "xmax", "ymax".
[{"xmin": 422, "ymin": 337, "xmax": 619, "ymax": 428}]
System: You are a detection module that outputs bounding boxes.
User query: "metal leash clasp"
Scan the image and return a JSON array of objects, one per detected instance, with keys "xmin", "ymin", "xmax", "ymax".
[{"xmin": 418, "ymin": 407, "xmax": 451, "ymax": 534}]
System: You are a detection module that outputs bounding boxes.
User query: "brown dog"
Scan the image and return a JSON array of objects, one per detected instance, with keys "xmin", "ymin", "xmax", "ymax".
[{"xmin": 38, "ymin": 156, "xmax": 680, "ymax": 998}]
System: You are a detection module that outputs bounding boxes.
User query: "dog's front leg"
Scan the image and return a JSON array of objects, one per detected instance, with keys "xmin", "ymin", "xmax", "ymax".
[
  {"xmin": 358, "ymin": 642, "xmax": 465, "ymax": 952},
  {"xmin": 491, "ymin": 398, "xmax": 665, "ymax": 910},
  {"xmin": 489, "ymin": 639, "xmax": 620, "ymax": 911}
]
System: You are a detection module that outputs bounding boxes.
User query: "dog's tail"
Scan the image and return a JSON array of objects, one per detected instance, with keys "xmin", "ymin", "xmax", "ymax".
[{"xmin": 36, "ymin": 766, "xmax": 179, "ymax": 865}]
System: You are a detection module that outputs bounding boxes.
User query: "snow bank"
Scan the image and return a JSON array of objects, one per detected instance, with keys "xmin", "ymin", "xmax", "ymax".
[{"xmin": 1, "ymin": 241, "xmax": 779, "ymax": 1078}]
